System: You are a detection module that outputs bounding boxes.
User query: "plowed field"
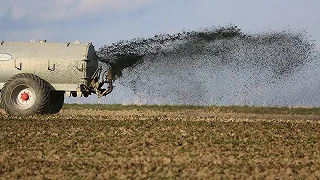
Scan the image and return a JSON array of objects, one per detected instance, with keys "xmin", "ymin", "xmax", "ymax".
[{"xmin": 1, "ymin": 105, "xmax": 320, "ymax": 179}]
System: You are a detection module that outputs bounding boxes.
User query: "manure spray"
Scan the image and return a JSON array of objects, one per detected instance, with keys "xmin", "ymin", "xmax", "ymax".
[{"xmin": 97, "ymin": 26, "xmax": 318, "ymax": 106}]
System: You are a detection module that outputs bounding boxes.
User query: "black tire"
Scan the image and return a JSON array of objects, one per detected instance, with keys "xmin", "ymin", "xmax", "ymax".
[
  {"xmin": 0, "ymin": 73, "xmax": 50, "ymax": 116},
  {"xmin": 48, "ymin": 91, "xmax": 64, "ymax": 114}
]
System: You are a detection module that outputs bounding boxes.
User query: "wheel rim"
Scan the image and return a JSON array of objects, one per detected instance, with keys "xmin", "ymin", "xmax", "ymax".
[{"xmin": 11, "ymin": 84, "xmax": 36, "ymax": 110}]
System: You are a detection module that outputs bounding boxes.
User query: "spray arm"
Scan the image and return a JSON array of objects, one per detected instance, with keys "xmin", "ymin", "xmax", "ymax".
[
  {"xmin": 91, "ymin": 61, "xmax": 114, "ymax": 97},
  {"xmin": 98, "ymin": 65, "xmax": 114, "ymax": 97}
]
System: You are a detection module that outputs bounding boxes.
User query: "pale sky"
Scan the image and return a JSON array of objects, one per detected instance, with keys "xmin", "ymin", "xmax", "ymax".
[{"xmin": 1, "ymin": 0, "xmax": 319, "ymax": 48}]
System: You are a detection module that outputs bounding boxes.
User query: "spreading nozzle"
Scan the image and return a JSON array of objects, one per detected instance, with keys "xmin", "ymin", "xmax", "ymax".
[
  {"xmin": 99, "ymin": 66, "xmax": 114, "ymax": 97},
  {"xmin": 91, "ymin": 62, "xmax": 114, "ymax": 97}
]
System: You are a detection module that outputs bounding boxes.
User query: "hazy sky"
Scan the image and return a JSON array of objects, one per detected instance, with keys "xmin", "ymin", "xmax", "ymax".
[{"xmin": 1, "ymin": 0, "xmax": 319, "ymax": 48}]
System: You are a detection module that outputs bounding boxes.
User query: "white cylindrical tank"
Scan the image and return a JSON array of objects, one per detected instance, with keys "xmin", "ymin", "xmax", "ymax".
[{"xmin": 0, "ymin": 40, "xmax": 98, "ymax": 91}]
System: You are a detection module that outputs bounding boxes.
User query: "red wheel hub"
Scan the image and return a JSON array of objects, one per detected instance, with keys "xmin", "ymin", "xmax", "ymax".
[{"xmin": 21, "ymin": 92, "xmax": 30, "ymax": 101}]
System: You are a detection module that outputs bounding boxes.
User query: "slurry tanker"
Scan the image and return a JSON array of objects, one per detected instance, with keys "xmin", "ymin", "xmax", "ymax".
[{"xmin": 0, "ymin": 40, "xmax": 113, "ymax": 116}]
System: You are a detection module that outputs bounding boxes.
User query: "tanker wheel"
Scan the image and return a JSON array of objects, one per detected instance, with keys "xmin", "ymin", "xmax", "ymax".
[
  {"xmin": 0, "ymin": 73, "xmax": 50, "ymax": 116},
  {"xmin": 48, "ymin": 91, "xmax": 64, "ymax": 114}
]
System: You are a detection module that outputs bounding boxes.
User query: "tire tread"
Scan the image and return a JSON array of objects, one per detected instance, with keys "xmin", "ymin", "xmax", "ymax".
[{"xmin": 1, "ymin": 73, "xmax": 50, "ymax": 115}]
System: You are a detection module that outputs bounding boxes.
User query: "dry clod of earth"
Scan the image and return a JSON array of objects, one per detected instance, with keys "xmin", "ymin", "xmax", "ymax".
[{"xmin": 0, "ymin": 105, "xmax": 320, "ymax": 179}]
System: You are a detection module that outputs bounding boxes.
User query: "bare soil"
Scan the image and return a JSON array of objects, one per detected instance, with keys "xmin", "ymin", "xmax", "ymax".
[{"xmin": 1, "ymin": 106, "xmax": 320, "ymax": 179}]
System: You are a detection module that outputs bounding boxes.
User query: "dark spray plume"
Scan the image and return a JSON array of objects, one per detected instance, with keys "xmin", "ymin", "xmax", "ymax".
[
  {"xmin": 97, "ymin": 26, "xmax": 244, "ymax": 78},
  {"xmin": 97, "ymin": 26, "xmax": 317, "ymax": 106}
]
